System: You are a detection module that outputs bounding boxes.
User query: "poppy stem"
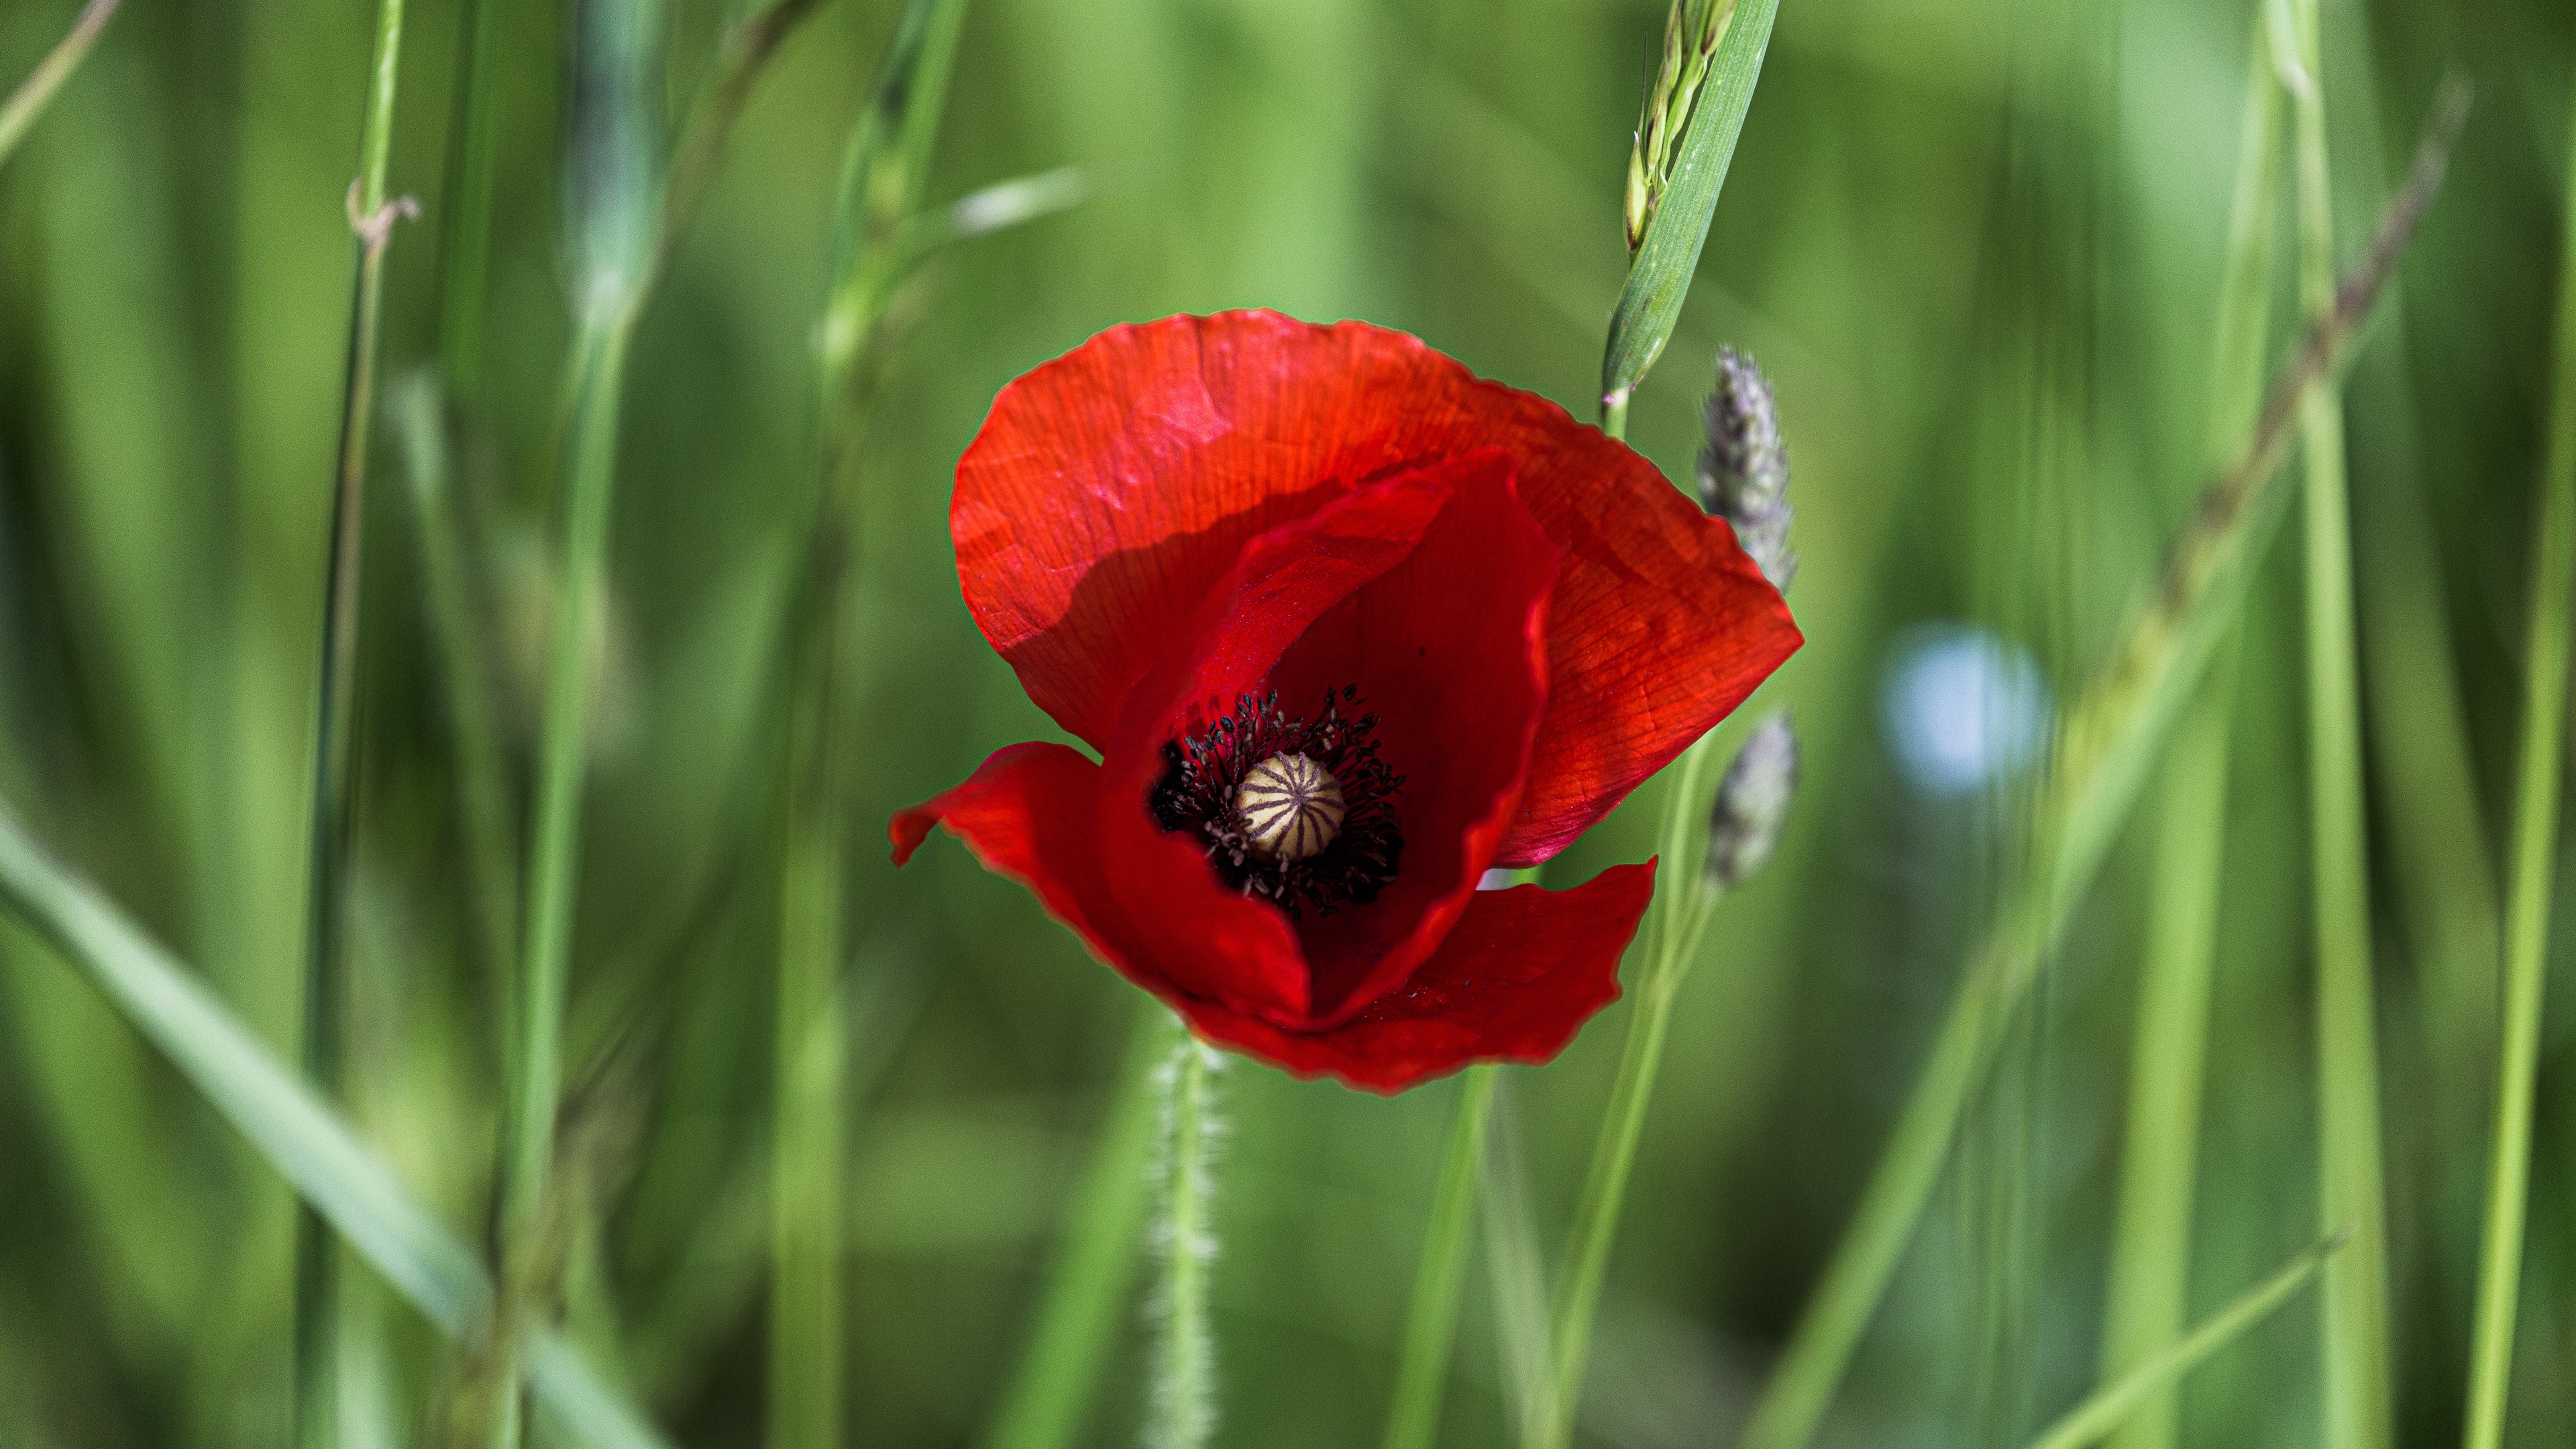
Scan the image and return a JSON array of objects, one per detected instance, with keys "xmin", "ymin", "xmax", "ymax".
[
  {"xmin": 1146, "ymin": 1029, "xmax": 1224, "ymax": 1449},
  {"xmin": 1381, "ymin": 1064, "xmax": 1499, "ymax": 1449}
]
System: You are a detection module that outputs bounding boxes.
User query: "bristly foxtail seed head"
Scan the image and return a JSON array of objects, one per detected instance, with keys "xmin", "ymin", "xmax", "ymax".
[
  {"xmin": 1236, "ymin": 753, "xmax": 1344, "ymax": 861},
  {"xmin": 1699, "ymin": 345, "xmax": 1798, "ymax": 592},
  {"xmin": 1704, "ymin": 710, "xmax": 1798, "ymax": 895}
]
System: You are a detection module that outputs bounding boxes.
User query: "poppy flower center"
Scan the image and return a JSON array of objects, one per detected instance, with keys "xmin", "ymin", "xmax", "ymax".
[
  {"xmin": 1236, "ymin": 753, "xmax": 1344, "ymax": 860},
  {"xmin": 1149, "ymin": 686, "xmax": 1403, "ymax": 917}
]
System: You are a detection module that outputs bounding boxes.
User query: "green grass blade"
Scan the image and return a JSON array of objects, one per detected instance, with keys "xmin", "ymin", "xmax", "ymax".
[
  {"xmin": 1733, "ymin": 84, "xmax": 2469, "ymax": 1449},
  {"xmin": 2097, "ymin": 25, "xmax": 2279, "ymax": 1449},
  {"xmin": 0, "ymin": 802, "xmax": 673, "ymax": 1449},
  {"xmin": 2283, "ymin": 8, "xmax": 2395, "ymax": 1448},
  {"xmin": 1600, "ymin": 0, "xmax": 1779, "ymax": 421},
  {"xmin": 0, "ymin": 0, "xmax": 119, "ymax": 169},
  {"xmin": 982, "ymin": 1004, "xmax": 1165, "ymax": 1449},
  {"xmin": 2460, "ymin": 48, "xmax": 2576, "ymax": 1449},
  {"xmin": 437, "ymin": 0, "xmax": 501, "ymax": 394},
  {"xmin": 1382, "ymin": 1065, "xmax": 1499, "ymax": 1449},
  {"xmin": 388, "ymin": 375, "xmax": 519, "ymax": 1000},
  {"xmin": 771, "ymin": 3, "xmax": 973, "ymax": 1440},
  {"xmin": 295, "ymin": 0, "xmax": 411, "ymax": 1441},
  {"xmin": 2031, "ymin": 1230, "xmax": 2348, "ymax": 1449}
]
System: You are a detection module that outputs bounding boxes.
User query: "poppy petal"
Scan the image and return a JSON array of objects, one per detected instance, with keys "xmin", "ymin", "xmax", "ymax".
[
  {"xmin": 889, "ymin": 742, "xmax": 1153, "ymax": 987},
  {"xmin": 1095, "ymin": 464, "xmax": 1466, "ymax": 1024},
  {"xmin": 1165, "ymin": 861, "xmax": 1656, "ymax": 1093},
  {"xmin": 1265, "ymin": 454, "xmax": 1560, "ymax": 1024},
  {"xmin": 952, "ymin": 311, "xmax": 1799, "ymax": 866}
]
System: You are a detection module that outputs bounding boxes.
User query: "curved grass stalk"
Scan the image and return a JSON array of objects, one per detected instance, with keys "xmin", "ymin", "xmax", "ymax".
[
  {"xmin": 2459, "ymin": 48, "xmax": 2576, "ymax": 1449},
  {"xmin": 0, "ymin": 0, "xmax": 120, "ymax": 168},
  {"xmin": 2031, "ymin": 1230, "xmax": 2347, "ymax": 1449},
  {"xmin": 294, "ymin": 1, "xmax": 411, "ymax": 1442}
]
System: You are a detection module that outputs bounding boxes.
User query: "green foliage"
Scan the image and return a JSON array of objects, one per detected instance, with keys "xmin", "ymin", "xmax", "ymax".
[{"xmin": 0, "ymin": 0, "xmax": 2566, "ymax": 1446}]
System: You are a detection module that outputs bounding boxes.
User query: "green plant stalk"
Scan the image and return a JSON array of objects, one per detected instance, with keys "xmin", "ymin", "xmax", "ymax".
[
  {"xmin": 294, "ymin": 1, "xmax": 409, "ymax": 1444},
  {"xmin": 2461, "ymin": 54, "xmax": 2576, "ymax": 1449},
  {"xmin": 768, "ymin": 634, "xmax": 847, "ymax": 1449},
  {"xmin": 2030, "ymin": 1229, "xmax": 2349, "ymax": 1449},
  {"xmin": 1600, "ymin": 0, "xmax": 1777, "ymax": 420},
  {"xmin": 2285, "ymin": 8, "xmax": 2394, "ymax": 1448},
  {"xmin": 2096, "ymin": 32, "xmax": 2279, "ymax": 1449},
  {"xmin": 1148, "ymin": 1034, "xmax": 1220, "ymax": 1449},
  {"xmin": 767, "ymin": 1, "xmax": 969, "ymax": 1440},
  {"xmin": 502, "ymin": 305, "xmax": 636, "ymax": 1277},
  {"xmin": 1733, "ymin": 82, "xmax": 2469, "ymax": 1449},
  {"xmin": 437, "ymin": 0, "xmax": 500, "ymax": 393},
  {"xmin": 2096, "ymin": 657, "xmax": 2233, "ymax": 1449},
  {"xmin": 983, "ymin": 1004, "xmax": 1165, "ymax": 1449},
  {"xmin": 0, "ymin": 803, "xmax": 673, "ymax": 1449},
  {"xmin": 1381, "ymin": 1065, "xmax": 1499, "ymax": 1449},
  {"xmin": 389, "ymin": 379, "xmax": 519, "ymax": 1006},
  {"xmin": 1529, "ymin": 731, "xmax": 1717, "ymax": 1449},
  {"xmin": 0, "ymin": 0, "xmax": 120, "ymax": 168}
]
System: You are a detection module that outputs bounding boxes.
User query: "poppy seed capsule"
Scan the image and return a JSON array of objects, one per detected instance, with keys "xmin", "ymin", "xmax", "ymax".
[{"xmin": 1236, "ymin": 752, "xmax": 1346, "ymax": 861}]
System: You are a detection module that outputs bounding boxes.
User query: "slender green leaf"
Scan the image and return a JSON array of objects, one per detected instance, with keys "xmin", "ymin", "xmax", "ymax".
[
  {"xmin": 2461, "ymin": 43, "xmax": 2576, "ymax": 1449},
  {"xmin": 0, "ymin": 802, "xmax": 673, "ymax": 1449}
]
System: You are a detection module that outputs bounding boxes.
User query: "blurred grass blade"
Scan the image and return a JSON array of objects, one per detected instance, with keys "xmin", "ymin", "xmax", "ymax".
[
  {"xmin": 2461, "ymin": 48, "xmax": 2576, "ymax": 1449},
  {"xmin": 1733, "ymin": 80, "xmax": 2469, "ymax": 1449},
  {"xmin": 901, "ymin": 166, "xmax": 1087, "ymax": 259},
  {"xmin": 1600, "ymin": 0, "xmax": 1779, "ymax": 427},
  {"xmin": 0, "ymin": 803, "xmax": 672, "ymax": 1449},
  {"xmin": 654, "ymin": 0, "xmax": 826, "ymax": 284},
  {"xmin": 2098, "ymin": 24, "xmax": 2280, "ymax": 1449},
  {"xmin": 772, "ymin": 1, "xmax": 971, "ymax": 1441},
  {"xmin": 297, "ymin": 0, "xmax": 412, "ymax": 1442},
  {"xmin": 2284, "ymin": 7, "xmax": 2395, "ymax": 1446},
  {"xmin": 1481, "ymin": 1079, "xmax": 1558, "ymax": 1440},
  {"xmin": 1381, "ymin": 1065, "xmax": 1497, "ymax": 1449},
  {"xmin": 983, "ymin": 1004, "xmax": 1165, "ymax": 1449},
  {"xmin": 388, "ymin": 374, "xmax": 518, "ymax": 996},
  {"xmin": 437, "ymin": 0, "xmax": 502, "ymax": 392},
  {"xmin": 0, "ymin": 0, "xmax": 119, "ymax": 168},
  {"xmin": 2030, "ymin": 1230, "xmax": 2347, "ymax": 1449}
]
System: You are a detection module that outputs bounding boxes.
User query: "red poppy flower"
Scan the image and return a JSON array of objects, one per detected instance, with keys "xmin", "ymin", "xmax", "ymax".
[{"xmin": 892, "ymin": 312, "xmax": 1799, "ymax": 1092}]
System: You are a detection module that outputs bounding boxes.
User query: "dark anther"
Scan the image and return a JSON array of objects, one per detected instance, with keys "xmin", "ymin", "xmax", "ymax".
[{"xmin": 1150, "ymin": 687, "xmax": 1403, "ymax": 918}]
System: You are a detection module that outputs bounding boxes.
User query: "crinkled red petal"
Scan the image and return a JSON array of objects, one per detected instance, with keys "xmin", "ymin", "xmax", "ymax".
[
  {"xmin": 890, "ymin": 751, "xmax": 1651, "ymax": 1092},
  {"xmin": 1171, "ymin": 863, "xmax": 1655, "ymax": 1093},
  {"xmin": 1097, "ymin": 457, "xmax": 1526, "ymax": 1026},
  {"xmin": 953, "ymin": 311, "xmax": 1800, "ymax": 868},
  {"xmin": 1263, "ymin": 453, "xmax": 1558, "ymax": 1024}
]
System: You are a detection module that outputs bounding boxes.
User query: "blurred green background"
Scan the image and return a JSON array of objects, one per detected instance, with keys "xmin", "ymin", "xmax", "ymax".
[{"xmin": 0, "ymin": 0, "xmax": 2570, "ymax": 1445}]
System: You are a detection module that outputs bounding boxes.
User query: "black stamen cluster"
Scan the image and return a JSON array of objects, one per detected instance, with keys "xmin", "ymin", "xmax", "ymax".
[{"xmin": 1150, "ymin": 686, "xmax": 1403, "ymax": 917}]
